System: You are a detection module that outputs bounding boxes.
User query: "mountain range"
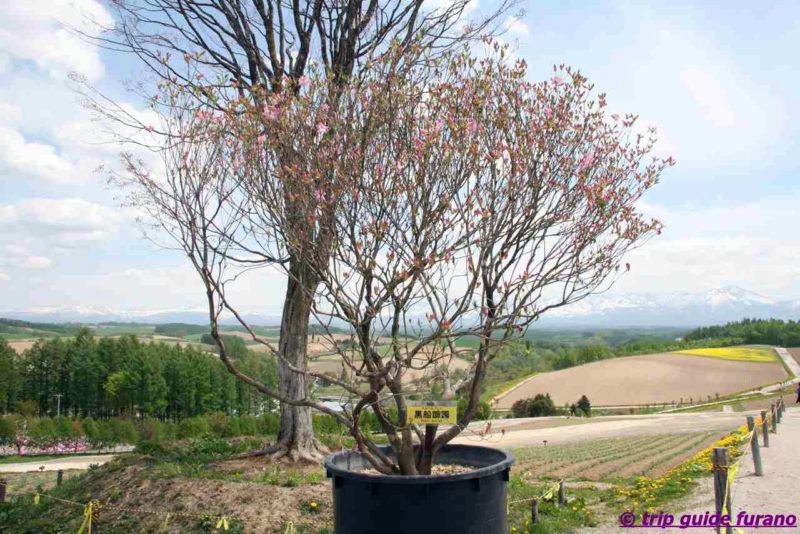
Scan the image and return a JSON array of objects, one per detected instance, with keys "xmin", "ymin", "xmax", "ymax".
[{"xmin": 1, "ymin": 286, "xmax": 797, "ymax": 328}]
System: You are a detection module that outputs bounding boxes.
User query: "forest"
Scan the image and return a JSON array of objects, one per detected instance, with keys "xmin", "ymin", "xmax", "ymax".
[
  {"xmin": 0, "ymin": 329, "xmax": 277, "ymax": 420},
  {"xmin": 684, "ymin": 318, "xmax": 800, "ymax": 346}
]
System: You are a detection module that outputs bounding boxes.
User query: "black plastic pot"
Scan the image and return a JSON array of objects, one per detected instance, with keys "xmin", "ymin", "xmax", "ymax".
[{"xmin": 324, "ymin": 445, "xmax": 514, "ymax": 534}]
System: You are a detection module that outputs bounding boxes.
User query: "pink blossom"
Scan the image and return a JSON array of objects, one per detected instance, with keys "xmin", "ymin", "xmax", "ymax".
[
  {"xmin": 263, "ymin": 105, "xmax": 280, "ymax": 120},
  {"xmin": 316, "ymin": 122, "xmax": 329, "ymax": 135},
  {"xmin": 299, "ymin": 75, "xmax": 311, "ymax": 86},
  {"xmin": 551, "ymin": 76, "xmax": 563, "ymax": 85},
  {"xmin": 466, "ymin": 120, "xmax": 478, "ymax": 133},
  {"xmin": 579, "ymin": 151, "xmax": 595, "ymax": 169},
  {"xmin": 313, "ymin": 189, "xmax": 326, "ymax": 202}
]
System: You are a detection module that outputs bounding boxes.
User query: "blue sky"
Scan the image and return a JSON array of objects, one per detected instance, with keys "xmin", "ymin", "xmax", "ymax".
[{"xmin": 0, "ymin": 0, "xmax": 798, "ymax": 314}]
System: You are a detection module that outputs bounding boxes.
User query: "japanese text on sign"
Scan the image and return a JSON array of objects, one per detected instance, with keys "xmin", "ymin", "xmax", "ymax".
[{"xmin": 407, "ymin": 405, "xmax": 457, "ymax": 424}]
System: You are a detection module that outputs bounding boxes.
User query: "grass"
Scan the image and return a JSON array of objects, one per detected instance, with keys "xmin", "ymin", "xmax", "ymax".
[
  {"xmin": 674, "ymin": 346, "xmax": 777, "ymax": 363},
  {"xmin": 481, "ymin": 372, "xmax": 538, "ymax": 404},
  {"xmin": 507, "ymin": 475, "xmax": 600, "ymax": 533},
  {"xmin": 0, "ymin": 453, "xmax": 90, "ymax": 465}
]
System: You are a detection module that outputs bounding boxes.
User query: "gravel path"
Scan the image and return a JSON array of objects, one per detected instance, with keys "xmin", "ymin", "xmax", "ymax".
[{"xmin": 0, "ymin": 454, "xmax": 117, "ymax": 473}]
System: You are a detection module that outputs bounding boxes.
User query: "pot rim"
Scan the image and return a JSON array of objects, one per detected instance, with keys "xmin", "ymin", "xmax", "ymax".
[{"xmin": 324, "ymin": 444, "xmax": 514, "ymax": 485}]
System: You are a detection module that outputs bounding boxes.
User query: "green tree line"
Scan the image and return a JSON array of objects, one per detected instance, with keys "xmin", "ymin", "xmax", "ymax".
[
  {"xmin": 0, "ymin": 329, "xmax": 277, "ymax": 420},
  {"xmin": 685, "ymin": 318, "xmax": 800, "ymax": 346}
]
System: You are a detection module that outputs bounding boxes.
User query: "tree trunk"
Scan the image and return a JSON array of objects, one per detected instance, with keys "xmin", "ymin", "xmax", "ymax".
[{"xmin": 267, "ymin": 262, "xmax": 328, "ymax": 462}]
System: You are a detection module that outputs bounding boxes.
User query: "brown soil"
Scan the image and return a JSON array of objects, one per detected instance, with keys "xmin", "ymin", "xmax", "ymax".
[
  {"xmin": 63, "ymin": 458, "xmax": 332, "ymax": 534},
  {"xmin": 787, "ymin": 347, "xmax": 800, "ymax": 366},
  {"xmin": 496, "ymin": 352, "xmax": 788, "ymax": 409}
]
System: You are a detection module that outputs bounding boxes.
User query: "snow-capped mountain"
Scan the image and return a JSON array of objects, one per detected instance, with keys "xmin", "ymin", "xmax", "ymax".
[
  {"xmin": 2, "ymin": 286, "xmax": 797, "ymax": 327},
  {"xmin": 0, "ymin": 306, "xmax": 281, "ymax": 326},
  {"xmin": 539, "ymin": 286, "xmax": 797, "ymax": 327}
]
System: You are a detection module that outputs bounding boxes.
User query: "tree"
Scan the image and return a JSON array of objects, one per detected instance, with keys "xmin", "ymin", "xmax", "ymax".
[
  {"xmin": 577, "ymin": 395, "xmax": 591, "ymax": 416},
  {"xmin": 82, "ymin": 0, "xmax": 516, "ymax": 463},
  {"xmin": 117, "ymin": 40, "xmax": 672, "ymax": 474},
  {"xmin": 0, "ymin": 338, "xmax": 19, "ymax": 412}
]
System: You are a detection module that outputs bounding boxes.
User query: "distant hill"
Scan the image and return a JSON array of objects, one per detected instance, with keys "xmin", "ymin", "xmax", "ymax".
[{"xmin": 2, "ymin": 286, "xmax": 798, "ymax": 328}]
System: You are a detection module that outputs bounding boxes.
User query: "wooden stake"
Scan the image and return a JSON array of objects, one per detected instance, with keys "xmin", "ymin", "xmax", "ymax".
[
  {"xmin": 558, "ymin": 481, "xmax": 566, "ymax": 505},
  {"xmin": 760, "ymin": 410, "xmax": 770, "ymax": 447},
  {"xmin": 0, "ymin": 478, "xmax": 6, "ymax": 504},
  {"xmin": 771, "ymin": 404, "xmax": 777, "ymax": 433},
  {"xmin": 57, "ymin": 470, "xmax": 63, "ymax": 486},
  {"xmin": 712, "ymin": 448, "xmax": 732, "ymax": 534},
  {"xmin": 746, "ymin": 416, "xmax": 763, "ymax": 476},
  {"xmin": 530, "ymin": 498, "xmax": 539, "ymax": 524}
]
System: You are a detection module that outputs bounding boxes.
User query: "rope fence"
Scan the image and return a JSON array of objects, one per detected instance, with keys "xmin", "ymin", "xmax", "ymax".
[{"xmin": 713, "ymin": 398, "xmax": 786, "ymax": 534}]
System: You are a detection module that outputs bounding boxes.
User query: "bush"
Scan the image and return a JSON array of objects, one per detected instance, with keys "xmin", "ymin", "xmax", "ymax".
[
  {"xmin": 82, "ymin": 417, "xmax": 99, "ymax": 443},
  {"xmin": 256, "ymin": 413, "xmax": 279, "ymax": 435},
  {"xmin": 99, "ymin": 418, "xmax": 139, "ymax": 446},
  {"xmin": 313, "ymin": 414, "xmax": 342, "ymax": 434},
  {"xmin": 237, "ymin": 415, "xmax": 257, "ymax": 436},
  {"xmin": 205, "ymin": 411, "xmax": 231, "ymax": 437},
  {"xmin": 511, "ymin": 394, "xmax": 556, "ymax": 418},
  {"xmin": 0, "ymin": 417, "xmax": 15, "ymax": 445},
  {"xmin": 28, "ymin": 417, "xmax": 56, "ymax": 446},
  {"xmin": 139, "ymin": 418, "xmax": 169, "ymax": 442},
  {"xmin": 54, "ymin": 416, "xmax": 75, "ymax": 439},
  {"xmin": 457, "ymin": 399, "xmax": 492, "ymax": 421},
  {"xmin": 577, "ymin": 395, "xmax": 591, "ymax": 416},
  {"xmin": 177, "ymin": 416, "xmax": 211, "ymax": 439}
]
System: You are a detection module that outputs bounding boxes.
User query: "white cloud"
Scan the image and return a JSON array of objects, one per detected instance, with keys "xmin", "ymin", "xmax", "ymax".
[
  {"xmin": 0, "ymin": 272, "xmax": 10, "ymax": 282},
  {"xmin": 0, "ymin": 126, "xmax": 79, "ymax": 182},
  {"xmin": 0, "ymin": 198, "xmax": 126, "ymax": 241},
  {"xmin": 616, "ymin": 195, "xmax": 800, "ymax": 298},
  {"xmin": 0, "ymin": 0, "xmax": 113, "ymax": 82},
  {"xmin": 504, "ymin": 16, "xmax": 530, "ymax": 38},
  {"xmin": 1, "ymin": 245, "xmax": 52, "ymax": 271},
  {"xmin": 679, "ymin": 66, "xmax": 736, "ymax": 128}
]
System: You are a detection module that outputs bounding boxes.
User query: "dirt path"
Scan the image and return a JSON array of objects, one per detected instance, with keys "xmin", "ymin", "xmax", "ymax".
[
  {"xmin": 0, "ymin": 455, "xmax": 117, "ymax": 473},
  {"xmin": 587, "ymin": 407, "xmax": 800, "ymax": 533}
]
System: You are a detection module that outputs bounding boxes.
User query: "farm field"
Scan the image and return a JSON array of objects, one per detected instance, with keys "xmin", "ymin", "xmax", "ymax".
[
  {"xmin": 511, "ymin": 431, "xmax": 722, "ymax": 481},
  {"xmin": 674, "ymin": 346, "xmax": 777, "ymax": 362},
  {"xmin": 494, "ymin": 350, "xmax": 787, "ymax": 409},
  {"xmin": 788, "ymin": 347, "xmax": 800, "ymax": 366}
]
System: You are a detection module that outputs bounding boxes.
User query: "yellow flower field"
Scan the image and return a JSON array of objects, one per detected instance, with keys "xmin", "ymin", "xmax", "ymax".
[{"xmin": 675, "ymin": 347, "xmax": 776, "ymax": 363}]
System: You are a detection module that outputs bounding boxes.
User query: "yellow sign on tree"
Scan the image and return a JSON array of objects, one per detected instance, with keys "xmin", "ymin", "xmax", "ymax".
[{"xmin": 407, "ymin": 404, "xmax": 457, "ymax": 425}]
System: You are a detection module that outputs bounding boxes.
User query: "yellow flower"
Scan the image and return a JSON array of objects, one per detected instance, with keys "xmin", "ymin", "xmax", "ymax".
[
  {"xmin": 310, "ymin": 502, "xmax": 318, "ymax": 509},
  {"xmin": 511, "ymin": 528, "xmax": 518, "ymax": 532},
  {"xmin": 572, "ymin": 506, "xmax": 577, "ymax": 511}
]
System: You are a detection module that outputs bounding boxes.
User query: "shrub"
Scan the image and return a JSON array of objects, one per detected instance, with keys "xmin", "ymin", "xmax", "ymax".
[
  {"xmin": 511, "ymin": 394, "xmax": 556, "ymax": 418},
  {"xmin": 54, "ymin": 416, "xmax": 75, "ymax": 439},
  {"xmin": 205, "ymin": 411, "xmax": 231, "ymax": 437},
  {"xmin": 457, "ymin": 399, "xmax": 492, "ymax": 421},
  {"xmin": 313, "ymin": 414, "xmax": 342, "ymax": 434},
  {"xmin": 28, "ymin": 417, "xmax": 56, "ymax": 446},
  {"xmin": 577, "ymin": 395, "xmax": 591, "ymax": 416},
  {"xmin": 101, "ymin": 418, "xmax": 139, "ymax": 446},
  {"xmin": 177, "ymin": 416, "xmax": 211, "ymax": 439},
  {"xmin": 139, "ymin": 418, "xmax": 168, "ymax": 442},
  {"xmin": 237, "ymin": 415, "xmax": 257, "ymax": 436},
  {"xmin": 0, "ymin": 417, "xmax": 15, "ymax": 445},
  {"xmin": 82, "ymin": 417, "xmax": 99, "ymax": 443},
  {"xmin": 256, "ymin": 413, "xmax": 279, "ymax": 435}
]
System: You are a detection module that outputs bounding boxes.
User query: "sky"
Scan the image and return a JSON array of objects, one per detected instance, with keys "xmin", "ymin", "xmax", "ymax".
[{"xmin": 0, "ymin": 0, "xmax": 798, "ymax": 314}]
